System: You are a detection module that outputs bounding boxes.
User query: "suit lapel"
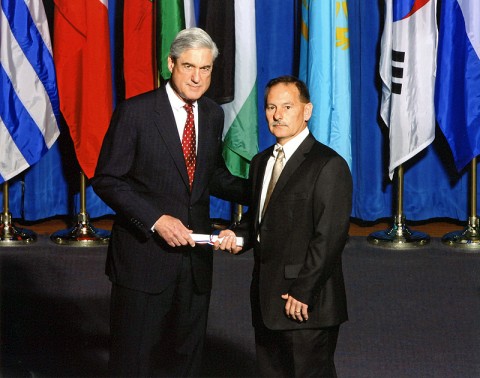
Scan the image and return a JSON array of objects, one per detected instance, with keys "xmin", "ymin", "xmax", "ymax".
[
  {"xmin": 153, "ymin": 87, "xmax": 190, "ymax": 189},
  {"xmin": 254, "ymin": 148, "xmax": 273, "ymax": 231},
  {"xmin": 190, "ymin": 99, "xmax": 211, "ymax": 201}
]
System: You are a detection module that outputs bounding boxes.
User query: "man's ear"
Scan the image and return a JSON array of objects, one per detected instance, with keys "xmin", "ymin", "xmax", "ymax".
[
  {"xmin": 167, "ymin": 56, "xmax": 174, "ymax": 73},
  {"xmin": 304, "ymin": 103, "xmax": 313, "ymax": 121}
]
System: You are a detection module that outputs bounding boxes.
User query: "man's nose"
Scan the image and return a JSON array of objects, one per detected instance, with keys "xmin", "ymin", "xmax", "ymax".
[
  {"xmin": 191, "ymin": 69, "xmax": 201, "ymax": 83},
  {"xmin": 274, "ymin": 109, "xmax": 283, "ymax": 120}
]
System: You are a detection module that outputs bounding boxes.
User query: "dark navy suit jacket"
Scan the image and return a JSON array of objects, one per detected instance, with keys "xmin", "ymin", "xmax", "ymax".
[{"xmin": 92, "ymin": 85, "xmax": 246, "ymax": 294}]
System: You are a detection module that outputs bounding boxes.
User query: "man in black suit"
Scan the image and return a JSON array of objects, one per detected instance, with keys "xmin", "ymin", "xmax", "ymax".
[
  {"xmin": 222, "ymin": 76, "xmax": 352, "ymax": 377},
  {"xmin": 91, "ymin": 28, "xmax": 245, "ymax": 377}
]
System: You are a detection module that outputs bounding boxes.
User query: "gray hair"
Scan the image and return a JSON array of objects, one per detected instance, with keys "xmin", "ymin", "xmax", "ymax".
[{"xmin": 170, "ymin": 28, "xmax": 219, "ymax": 61}]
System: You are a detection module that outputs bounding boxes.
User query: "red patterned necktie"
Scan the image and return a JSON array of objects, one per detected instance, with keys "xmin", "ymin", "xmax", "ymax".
[{"xmin": 182, "ymin": 103, "xmax": 196, "ymax": 189}]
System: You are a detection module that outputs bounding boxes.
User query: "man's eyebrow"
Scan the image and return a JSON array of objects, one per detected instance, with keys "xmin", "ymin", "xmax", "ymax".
[{"xmin": 180, "ymin": 62, "xmax": 212, "ymax": 68}]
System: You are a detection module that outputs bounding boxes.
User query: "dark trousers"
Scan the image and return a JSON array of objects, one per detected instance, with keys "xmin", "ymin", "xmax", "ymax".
[
  {"xmin": 255, "ymin": 323, "xmax": 340, "ymax": 378},
  {"xmin": 108, "ymin": 253, "xmax": 210, "ymax": 377}
]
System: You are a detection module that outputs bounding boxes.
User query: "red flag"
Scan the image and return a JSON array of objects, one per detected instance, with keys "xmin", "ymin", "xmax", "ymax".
[
  {"xmin": 124, "ymin": 0, "xmax": 156, "ymax": 99},
  {"xmin": 53, "ymin": 0, "xmax": 113, "ymax": 179}
]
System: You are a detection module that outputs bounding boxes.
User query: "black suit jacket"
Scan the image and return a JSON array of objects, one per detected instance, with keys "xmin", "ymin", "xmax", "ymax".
[
  {"xmin": 244, "ymin": 134, "xmax": 352, "ymax": 330},
  {"xmin": 92, "ymin": 85, "xmax": 246, "ymax": 294}
]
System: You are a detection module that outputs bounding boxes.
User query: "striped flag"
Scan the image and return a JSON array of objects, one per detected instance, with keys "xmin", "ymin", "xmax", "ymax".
[
  {"xmin": 299, "ymin": 0, "xmax": 352, "ymax": 169},
  {"xmin": 0, "ymin": 0, "xmax": 60, "ymax": 184},
  {"xmin": 53, "ymin": 0, "xmax": 113, "ymax": 179},
  {"xmin": 379, "ymin": 0, "xmax": 437, "ymax": 179},
  {"xmin": 435, "ymin": 0, "xmax": 480, "ymax": 171},
  {"xmin": 221, "ymin": 0, "xmax": 258, "ymax": 179}
]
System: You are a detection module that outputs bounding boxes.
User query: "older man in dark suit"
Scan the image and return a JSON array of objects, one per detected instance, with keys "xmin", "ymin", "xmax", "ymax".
[
  {"xmin": 221, "ymin": 76, "xmax": 352, "ymax": 377},
  {"xmin": 92, "ymin": 28, "xmax": 245, "ymax": 377}
]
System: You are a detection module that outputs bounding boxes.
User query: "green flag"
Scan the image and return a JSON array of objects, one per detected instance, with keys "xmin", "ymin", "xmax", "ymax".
[{"xmin": 156, "ymin": 0, "xmax": 185, "ymax": 82}]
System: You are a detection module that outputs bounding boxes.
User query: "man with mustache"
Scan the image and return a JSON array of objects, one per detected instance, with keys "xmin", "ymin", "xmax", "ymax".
[{"xmin": 220, "ymin": 76, "xmax": 352, "ymax": 377}]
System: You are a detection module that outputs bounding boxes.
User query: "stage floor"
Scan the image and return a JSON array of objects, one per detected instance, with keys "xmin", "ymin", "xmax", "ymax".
[{"xmin": 1, "ymin": 236, "xmax": 479, "ymax": 377}]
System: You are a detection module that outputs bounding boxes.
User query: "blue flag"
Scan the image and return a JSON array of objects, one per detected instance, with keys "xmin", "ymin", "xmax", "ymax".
[
  {"xmin": 0, "ymin": 0, "xmax": 60, "ymax": 184},
  {"xmin": 435, "ymin": 0, "xmax": 480, "ymax": 171},
  {"xmin": 299, "ymin": 0, "xmax": 352, "ymax": 169}
]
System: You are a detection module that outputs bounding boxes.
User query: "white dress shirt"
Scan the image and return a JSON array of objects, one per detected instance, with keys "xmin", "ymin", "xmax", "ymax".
[
  {"xmin": 166, "ymin": 81, "xmax": 199, "ymax": 149},
  {"xmin": 259, "ymin": 127, "xmax": 310, "ymax": 223}
]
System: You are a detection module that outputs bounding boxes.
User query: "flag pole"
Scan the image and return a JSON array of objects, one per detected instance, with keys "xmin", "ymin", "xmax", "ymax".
[
  {"xmin": 367, "ymin": 164, "xmax": 430, "ymax": 248},
  {"xmin": 232, "ymin": 203, "xmax": 243, "ymax": 226},
  {"xmin": 442, "ymin": 157, "xmax": 480, "ymax": 249},
  {"xmin": 50, "ymin": 172, "xmax": 110, "ymax": 246},
  {"xmin": 0, "ymin": 181, "xmax": 37, "ymax": 244}
]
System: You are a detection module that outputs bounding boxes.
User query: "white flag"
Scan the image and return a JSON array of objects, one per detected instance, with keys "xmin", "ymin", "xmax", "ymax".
[{"xmin": 379, "ymin": 0, "xmax": 437, "ymax": 179}]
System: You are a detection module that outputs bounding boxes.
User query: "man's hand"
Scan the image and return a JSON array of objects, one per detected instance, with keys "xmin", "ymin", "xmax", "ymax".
[
  {"xmin": 281, "ymin": 293, "xmax": 309, "ymax": 322},
  {"xmin": 153, "ymin": 215, "xmax": 195, "ymax": 247},
  {"xmin": 213, "ymin": 229, "xmax": 243, "ymax": 254}
]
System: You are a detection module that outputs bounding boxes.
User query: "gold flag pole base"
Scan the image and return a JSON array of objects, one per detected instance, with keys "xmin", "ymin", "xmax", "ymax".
[
  {"xmin": 50, "ymin": 171, "xmax": 110, "ymax": 246},
  {"xmin": 0, "ymin": 212, "xmax": 37, "ymax": 245},
  {"xmin": 1, "ymin": 181, "xmax": 37, "ymax": 245},
  {"xmin": 50, "ymin": 211, "xmax": 110, "ymax": 246},
  {"xmin": 441, "ymin": 216, "xmax": 480, "ymax": 249},
  {"xmin": 367, "ymin": 215, "xmax": 430, "ymax": 249}
]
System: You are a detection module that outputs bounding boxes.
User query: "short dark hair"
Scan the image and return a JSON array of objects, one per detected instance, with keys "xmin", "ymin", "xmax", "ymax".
[{"xmin": 264, "ymin": 76, "xmax": 311, "ymax": 108}]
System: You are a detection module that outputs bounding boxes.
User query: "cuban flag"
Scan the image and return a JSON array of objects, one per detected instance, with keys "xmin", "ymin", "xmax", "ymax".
[
  {"xmin": 379, "ymin": 0, "xmax": 437, "ymax": 179},
  {"xmin": 0, "ymin": 0, "xmax": 60, "ymax": 184},
  {"xmin": 435, "ymin": 0, "xmax": 480, "ymax": 172}
]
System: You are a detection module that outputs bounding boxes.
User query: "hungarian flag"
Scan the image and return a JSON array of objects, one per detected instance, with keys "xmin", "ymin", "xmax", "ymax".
[
  {"xmin": 53, "ymin": 0, "xmax": 113, "ymax": 179},
  {"xmin": 379, "ymin": 0, "xmax": 437, "ymax": 179}
]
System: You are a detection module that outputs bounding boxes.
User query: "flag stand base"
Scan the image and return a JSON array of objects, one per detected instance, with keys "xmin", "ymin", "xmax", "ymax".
[
  {"xmin": 442, "ymin": 217, "xmax": 480, "ymax": 250},
  {"xmin": 50, "ymin": 212, "xmax": 110, "ymax": 246},
  {"xmin": 0, "ymin": 212, "xmax": 37, "ymax": 245},
  {"xmin": 367, "ymin": 215, "xmax": 430, "ymax": 249}
]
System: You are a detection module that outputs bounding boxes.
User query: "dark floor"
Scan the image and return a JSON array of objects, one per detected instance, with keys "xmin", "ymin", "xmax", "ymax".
[{"xmin": 1, "ymin": 236, "xmax": 479, "ymax": 377}]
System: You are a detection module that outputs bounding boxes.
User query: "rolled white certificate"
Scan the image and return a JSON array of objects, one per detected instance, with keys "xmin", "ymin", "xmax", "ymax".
[{"xmin": 191, "ymin": 233, "xmax": 244, "ymax": 247}]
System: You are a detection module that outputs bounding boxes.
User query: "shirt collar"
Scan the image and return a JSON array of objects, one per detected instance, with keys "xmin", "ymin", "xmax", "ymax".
[
  {"xmin": 166, "ymin": 81, "xmax": 197, "ymax": 110},
  {"xmin": 275, "ymin": 127, "xmax": 310, "ymax": 161}
]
